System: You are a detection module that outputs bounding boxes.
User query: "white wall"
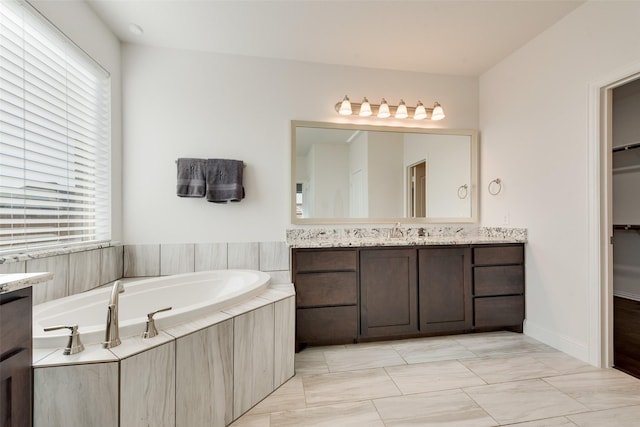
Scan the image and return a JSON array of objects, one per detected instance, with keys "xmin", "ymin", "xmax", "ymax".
[
  {"xmin": 31, "ymin": 0, "xmax": 123, "ymax": 242},
  {"xmin": 367, "ymin": 132, "xmax": 404, "ymax": 218},
  {"xmin": 122, "ymin": 44, "xmax": 478, "ymax": 243},
  {"xmin": 479, "ymin": 1, "xmax": 640, "ymax": 361}
]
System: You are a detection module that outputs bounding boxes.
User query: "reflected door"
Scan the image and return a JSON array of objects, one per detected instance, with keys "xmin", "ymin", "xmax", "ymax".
[{"xmin": 409, "ymin": 161, "xmax": 426, "ymax": 217}]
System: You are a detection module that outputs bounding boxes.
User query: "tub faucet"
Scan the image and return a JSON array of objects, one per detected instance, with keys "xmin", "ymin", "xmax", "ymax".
[{"xmin": 103, "ymin": 280, "xmax": 125, "ymax": 348}]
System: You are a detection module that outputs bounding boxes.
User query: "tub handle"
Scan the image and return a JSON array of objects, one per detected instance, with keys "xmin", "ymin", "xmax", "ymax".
[
  {"xmin": 142, "ymin": 307, "xmax": 172, "ymax": 339},
  {"xmin": 43, "ymin": 324, "xmax": 85, "ymax": 355}
]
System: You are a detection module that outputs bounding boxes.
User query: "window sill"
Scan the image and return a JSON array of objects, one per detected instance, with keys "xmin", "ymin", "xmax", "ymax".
[{"xmin": 0, "ymin": 241, "xmax": 121, "ymax": 265}]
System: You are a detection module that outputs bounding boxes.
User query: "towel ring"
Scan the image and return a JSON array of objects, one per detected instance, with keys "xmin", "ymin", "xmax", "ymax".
[
  {"xmin": 457, "ymin": 184, "xmax": 469, "ymax": 199},
  {"xmin": 488, "ymin": 178, "xmax": 502, "ymax": 195}
]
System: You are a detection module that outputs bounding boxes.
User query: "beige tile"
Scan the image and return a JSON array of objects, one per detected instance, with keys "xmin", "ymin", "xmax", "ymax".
[
  {"xmin": 386, "ymin": 360, "xmax": 486, "ymax": 394},
  {"xmin": 454, "ymin": 331, "xmax": 545, "ymax": 356},
  {"xmin": 461, "ymin": 354, "xmax": 561, "ymax": 384},
  {"xmin": 392, "ymin": 336, "xmax": 477, "ymax": 364},
  {"xmin": 324, "ymin": 346, "xmax": 406, "ymax": 372},
  {"xmin": 269, "ymin": 401, "xmax": 384, "ymax": 427},
  {"xmin": 302, "ymin": 368, "xmax": 401, "ymax": 407},
  {"xmin": 248, "ymin": 376, "xmax": 306, "ymax": 415},
  {"xmin": 568, "ymin": 405, "xmax": 640, "ymax": 426},
  {"xmin": 530, "ymin": 351, "xmax": 601, "ymax": 375},
  {"xmin": 464, "ymin": 379, "xmax": 588, "ymax": 424},
  {"xmin": 502, "ymin": 417, "xmax": 576, "ymax": 426},
  {"xmin": 374, "ymin": 389, "xmax": 496, "ymax": 427},
  {"xmin": 294, "ymin": 347, "xmax": 330, "ymax": 376},
  {"xmin": 160, "ymin": 243, "xmax": 195, "ymax": 275},
  {"xmin": 543, "ymin": 369, "xmax": 640, "ymax": 411},
  {"xmin": 230, "ymin": 413, "xmax": 270, "ymax": 427}
]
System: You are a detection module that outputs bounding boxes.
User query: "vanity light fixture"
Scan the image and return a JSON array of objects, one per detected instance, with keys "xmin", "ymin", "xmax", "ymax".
[
  {"xmin": 335, "ymin": 96, "xmax": 445, "ymax": 120},
  {"xmin": 395, "ymin": 99, "xmax": 408, "ymax": 119},
  {"xmin": 338, "ymin": 95, "xmax": 352, "ymax": 115},
  {"xmin": 359, "ymin": 97, "xmax": 372, "ymax": 116},
  {"xmin": 378, "ymin": 98, "xmax": 391, "ymax": 118},
  {"xmin": 414, "ymin": 101, "xmax": 427, "ymax": 120},
  {"xmin": 431, "ymin": 101, "xmax": 445, "ymax": 120}
]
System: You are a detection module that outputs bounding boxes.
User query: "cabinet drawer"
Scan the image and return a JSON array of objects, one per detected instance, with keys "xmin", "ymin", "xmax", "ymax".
[
  {"xmin": 474, "ymin": 265, "xmax": 524, "ymax": 296},
  {"xmin": 474, "ymin": 296, "xmax": 524, "ymax": 328},
  {"xmin": 0, "ymin": 289, "xmax": 32, "ymax": 354},
  {"xmin": 296, "ymin": 272, "xmax": 357, "ymax": 307},
  {"xmin": 296, "ymin": 306, "xmax": 357, "ymax": 344},
  {"xmin": 294, "ymin": 250, "xmax": 357, "ymax": 272},
  {"xmin": 473, "ymin": 245, "xmax": 523, "ymax": 266}
]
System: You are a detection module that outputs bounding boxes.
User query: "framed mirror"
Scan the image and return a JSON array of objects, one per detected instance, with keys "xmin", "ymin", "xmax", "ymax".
[{"xmin": 291, "ymin": 120, "xmax": 478, "ymax": 224}]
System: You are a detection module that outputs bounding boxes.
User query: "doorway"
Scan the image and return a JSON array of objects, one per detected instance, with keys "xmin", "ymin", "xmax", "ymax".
[
  {"xmin": 610, "ymin": 78, "xmax": 640, "ymax": 378},
  {"xmin": 408, "ymin": 161, "xmax": 426, "ymax": 218}
]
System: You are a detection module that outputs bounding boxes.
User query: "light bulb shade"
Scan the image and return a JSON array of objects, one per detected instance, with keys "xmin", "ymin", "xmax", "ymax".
[
  {"xmin": 359, "ymin": 97, "xmax": 372, "ymax": 116},
  {"xmin": 377, "ymin": 99, "xmax": 390, "ymax": 118},
  {"xmin": 395, "ymin": 99, "xmax": 408, "ymax": 119},
  {"xmin": 431, "ymin": 102, "xmax": 445, "ymax": 120},
  {"xmin": 414, "ymin": 101, "xmax": 427, "ymax": 120},
  {"xmin": 339, "ymin": 95, "xmax": 352, "ymax": 115}
]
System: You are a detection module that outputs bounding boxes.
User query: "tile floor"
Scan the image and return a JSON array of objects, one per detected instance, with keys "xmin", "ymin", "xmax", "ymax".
[{"xmin": 230, "ymin": 331, "xmax": 640, "ymax": 426}]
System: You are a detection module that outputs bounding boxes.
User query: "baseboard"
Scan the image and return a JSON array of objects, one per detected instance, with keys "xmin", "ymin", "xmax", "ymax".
[{"xmin": 523, "ymin": 319, "xmax": 590, "ymax": 363}]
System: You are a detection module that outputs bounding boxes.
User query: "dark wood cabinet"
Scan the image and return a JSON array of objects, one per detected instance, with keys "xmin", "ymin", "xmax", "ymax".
[
  {"xmin": 418, "ymin": 247, "xmax": 472, "ymax": 333},
  {"xmin": 360, "ymin": 248, "xmax": 418, "ymax": 338},
  {"xmin": 472, "ymin": 245, "xmax": 525, "ymax": 331},
  {"xmin": 0, "ymin": 287, "xmax": 33, "ymax": 427},
  {"xmin": 291, "ymin": 242, "xmax": 525, "ymax": 348},
  {"xmin": 293, "ymin": 248, "xmax": 358, "ymax": 347}
]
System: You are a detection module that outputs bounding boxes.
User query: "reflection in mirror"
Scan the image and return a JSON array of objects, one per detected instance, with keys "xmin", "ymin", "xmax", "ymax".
[{"xmin": 291, "ymin": 121, "xmax": 478, "ymax": 224}]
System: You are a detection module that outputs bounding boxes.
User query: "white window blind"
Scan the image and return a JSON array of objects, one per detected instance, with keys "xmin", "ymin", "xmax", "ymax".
[{"xmin": 0, "ymin": 0, "xmax": 111, "ymax": 254}]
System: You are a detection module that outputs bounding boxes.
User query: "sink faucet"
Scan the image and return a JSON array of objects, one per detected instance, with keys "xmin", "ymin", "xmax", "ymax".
[
  {"xmin": 391, "ymin": 222, "xmax": 402, "ymax": 238},
  {"xmin": 103, "ymin": 280, "xmax": 125, "ymax": 348}
]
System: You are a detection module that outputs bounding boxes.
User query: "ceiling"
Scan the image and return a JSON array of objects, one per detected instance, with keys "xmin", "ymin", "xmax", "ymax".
[{"xmin": 86, "ymin": 0, "xmax": 584, "ymax": 76}]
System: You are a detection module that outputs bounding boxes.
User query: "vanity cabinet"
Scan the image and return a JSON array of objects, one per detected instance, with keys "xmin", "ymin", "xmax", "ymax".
[
  {"xmin": 293, "ymin": 248, "xmax": 358, "ymax": 347},
  {"xmin": 291, "ymin": 243, "xmax": 525, "ymax": 348},
  {"xmin": 419, "ymin": 247, "xmax": 472, "ymax": 334},
  {"xmin": 360, "ymin": 248, "xmax": 418, "ymax": 338},
  {"xmin": 472, "ymin": 244, "xmax": 525, "ymax": 331},
  {"xmin": 0, "ymin": 287, "xmax": 33, "ymax": 427}
]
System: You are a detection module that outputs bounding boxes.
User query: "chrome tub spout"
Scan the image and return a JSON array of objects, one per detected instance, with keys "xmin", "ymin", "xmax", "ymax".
[{"xmin": 103, "ymin": 280, "xmax": 125, "ymax": 348}]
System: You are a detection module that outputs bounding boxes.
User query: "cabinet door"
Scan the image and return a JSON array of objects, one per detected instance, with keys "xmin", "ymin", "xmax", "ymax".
[
  {"xmin": 360, "ymin": 248, "xmax": 418, "ymax": 338},
  {"xmin": 418, "ymin": 247, "xmax": 472, "ymax": 333}
]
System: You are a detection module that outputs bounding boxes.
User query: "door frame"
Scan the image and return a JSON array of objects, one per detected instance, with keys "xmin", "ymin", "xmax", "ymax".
[{"xmin": 588, "ymin": 61, "xmax": 640, "ymax": 368}]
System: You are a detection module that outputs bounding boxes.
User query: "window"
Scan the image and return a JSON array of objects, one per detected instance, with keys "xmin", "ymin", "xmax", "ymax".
[{"xmin": 0, "ymin": 0, "xmax": 111, "ymax": 254}]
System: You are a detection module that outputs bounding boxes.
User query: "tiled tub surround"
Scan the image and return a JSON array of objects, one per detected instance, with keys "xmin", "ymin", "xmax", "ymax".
[
  {"xmin": 33, "ymin": 282, "xmax": 295, "ymax": 427},
  {"xmin": 0, "ymin": 241, "xmax": 291, "ymax": 305},
  {"xmin": 286, "ymin": 226, "xmax": 527, "ymax": 248}
]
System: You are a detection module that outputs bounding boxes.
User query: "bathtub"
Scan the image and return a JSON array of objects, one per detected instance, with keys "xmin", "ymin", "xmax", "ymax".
[{"xmin": 33, "ymin": 269, "xmax": 270, "ymax": 349}]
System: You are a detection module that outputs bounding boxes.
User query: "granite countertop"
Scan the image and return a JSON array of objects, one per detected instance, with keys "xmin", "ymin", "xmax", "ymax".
[
  {"xmin": 286, "ymin": 226, "xmax": 527, "ymax": 248},
  {"xmin": 0, "ymin": 272, "xmax": 53, "ymax": 294}
]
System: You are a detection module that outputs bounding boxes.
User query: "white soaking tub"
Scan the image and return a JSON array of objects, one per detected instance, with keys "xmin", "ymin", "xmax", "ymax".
[{"xmin": 33, "ymin": 269, "xmax": 270, "ymax": 348}]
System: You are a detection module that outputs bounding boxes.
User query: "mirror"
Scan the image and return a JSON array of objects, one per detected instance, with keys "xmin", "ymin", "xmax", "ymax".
[{"xmin": 291, "ymin": 121, "xmax": 478, "ymax": 224}]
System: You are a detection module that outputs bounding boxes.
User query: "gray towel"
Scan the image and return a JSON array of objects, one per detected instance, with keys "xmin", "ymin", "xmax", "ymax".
[
  {"xmin": 206, "ymin": 159, "xmax": 245, "ymax": 203},
  {"xmin": 176, "ymin": 158, "xmax": 206, "ymax": 197}
]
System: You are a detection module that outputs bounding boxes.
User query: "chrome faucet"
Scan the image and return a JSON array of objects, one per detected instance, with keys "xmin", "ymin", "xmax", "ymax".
[
  {"xmin": 103, "ymin": 280, "xmax": 125, "ymax": 348},
  {"xmin": 391, "ymin": 222, "xmax": 402, "ymax": 238}
]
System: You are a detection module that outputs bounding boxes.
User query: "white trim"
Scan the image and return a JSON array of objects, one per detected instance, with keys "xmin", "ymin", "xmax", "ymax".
[
  {"xmin": 524, "ymin": 319, "xmax": 589, "ymax": 361},
  {"xmin": 587, "ymin": 60, "xmax": 640, "ymax": 368}
]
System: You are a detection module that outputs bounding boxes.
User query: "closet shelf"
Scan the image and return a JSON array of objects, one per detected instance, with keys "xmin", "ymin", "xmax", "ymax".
[
  {"xmin": 613, "ymin": 142, "xmax": 640, "ymax": 152},
  {"xmin": 613, "ymin": 224, "xmax": 640, "ymax": 230}
]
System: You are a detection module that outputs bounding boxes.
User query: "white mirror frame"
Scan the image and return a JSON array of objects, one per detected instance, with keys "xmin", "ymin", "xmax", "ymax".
[{"xmin": 291, "ymin": 120, "xmax": 479, "ymax": 225}]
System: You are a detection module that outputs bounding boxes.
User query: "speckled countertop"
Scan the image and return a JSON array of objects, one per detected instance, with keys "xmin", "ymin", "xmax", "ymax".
[
  {"xmin": 286, "ymin": 226, "xmax": 527, "ymax": 248},
  {"xmin": 0, "ymin": 272, "xmax": 53, "ymax": 294}
]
